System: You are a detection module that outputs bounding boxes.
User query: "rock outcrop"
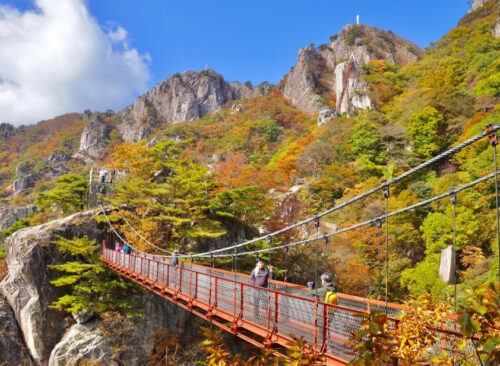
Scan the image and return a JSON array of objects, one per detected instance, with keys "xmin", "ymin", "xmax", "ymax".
[
  {"xmin": 495, "ymin": 17, "xmax": 500, "ymax": 37},
  {"xmin": 0, "ymin": 205, "xmax": 37, "ymax": 231},
  {"xmin": 48, "ymin": 321, "xmax": 118, "ymax": 366},
  {"xmin": 0, "ymin": 295, "xmax": 34, "ymax": 365},
  {"xmin": 74, "ymin": 114, "xmax": 112, "ymax": 162},
  {"xmin": 334, "ymin": 59, "xmax": 373, "ymax": 115},
  {"xmin": 321, "ymin": 24, "xmax": 420, "ymax": 69},
  {"xmin": 317, "ymin": 107, "xmax": 336, "ymax": 126},
  {"xmin": 469, "ymin": 0, "xmax": 493, "ymax": 12},
  {"xmin": 117, "ymin": 70, "xmax": 268, "ymax": 142},
  {"xmin": 281, "ymin": 24, "xmax": 421, "ymax": 115},
  {"xmin": 0, "ymin": 209, "xmax": 192, "ymax": 365},
  {"xmin": 9, "ymin": 175, "xmax": 35, "ymax": 195},
  {"xmin": 282, "ymin": 46, "xmax": 326, "ymax": 113},
  {"xmin": 0, "ymin": 210, "xmax": 103, "ymax": 364},
  {"xmin": 0, "ymin": 123, "xmax": 16, "ymax": 140}
]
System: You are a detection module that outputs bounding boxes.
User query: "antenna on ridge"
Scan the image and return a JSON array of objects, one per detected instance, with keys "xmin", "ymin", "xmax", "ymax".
[{"xmin": 356, "ymin": 15, "xmax": 360, "ymax": 25}]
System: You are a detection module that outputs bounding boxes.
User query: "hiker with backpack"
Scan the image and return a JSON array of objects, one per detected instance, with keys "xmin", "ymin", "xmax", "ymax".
[
  {"xmin": 249, "ymin": 258, "xmax": 273, "ymax": 319},
  {"xmin": 308, "ymin": 273, "xmax": 338, "ymax": 352},
  {"xmin": 307, "ymin": 272, "xmax": 338, "ymax": 305}
]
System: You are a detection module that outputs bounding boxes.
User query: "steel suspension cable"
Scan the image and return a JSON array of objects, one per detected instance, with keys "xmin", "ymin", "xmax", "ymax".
[
  {"xmin": 323, "ymin": 234, "xmax": 328, "ymax": 273},
  {"xmin": 487, "ymin": 123, "xmax": 500, "ymax": 285},
  {"xmin": 450, "ymin": 188, "xmax": 458, "ymax": 312},
  {"xmin": 188, "ymin": 124, "xmax": 500, "ymax": 259},
  {"xmin": 376, "ymin": 218, "xmax": 382, "ymax": 299},
  {"xmin": 210, "ymin": 168, "xmax": 500, "ymax": 260},
  {"xmin": 104, "ymin": 167, "xmax": 500, "ymax": 266},
  {"xmin": 314, "ymin": 215, "xmax": 320, "ymax": 297},
  {"xmin": 382, "ymin": 182, "xmax": 390, "ymax": 305}
]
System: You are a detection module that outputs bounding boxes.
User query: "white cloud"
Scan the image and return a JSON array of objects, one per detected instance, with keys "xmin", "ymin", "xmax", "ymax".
[{"xmin": 0, "ymin": 0, "xmax": 150, "ymax": 125}]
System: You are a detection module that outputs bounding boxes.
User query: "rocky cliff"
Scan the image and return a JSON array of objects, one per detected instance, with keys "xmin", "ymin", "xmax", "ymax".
[
  {"xmin": 0, "ymin": 209, "xmax": 191, "ymax": 365},
  {"xmin": 281, "ymin": 24, "xmax": 421, "ymax": 115},
  {"xmin": 469, "ymin": 0, "xmax": 497, "ymax": 12},
  {"xmin": 281, "ymin": 46, "xmax": 327, "ymax": 113},
  {"xmin": 74, "ymin": 113, "xmax": 113, "ymax": 162},
  {"xmin": 334, "ymin": 59, "xmax": 373, "ymax": 115},
  {"xmin": 0, "ymin": 295, "xmax": 33, "ymax": 365},
  {"xmin": 0, "ymin": 205, "xmax": 37, "ymax": 231},
  {"xmin": 117, "ymin": 70, "xmax": 270, "ymax": 142}
]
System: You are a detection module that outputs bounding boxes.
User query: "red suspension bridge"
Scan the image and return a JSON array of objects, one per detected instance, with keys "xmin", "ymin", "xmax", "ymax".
[{"xmin": 102, "ymin": 246, "xmax": 468, "ymax": 364}]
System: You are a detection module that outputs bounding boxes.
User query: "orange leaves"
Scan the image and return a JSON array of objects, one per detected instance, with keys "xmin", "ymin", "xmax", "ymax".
[
  {"xmin": 274, "ymin": 131, "xmax": 317, "ymax": 179},
  {"xmin": 336, "ymin": 260, "xmax": 371, "ymax": 297},
  {"xmin": 112, "ymin": 140, "xmax": 154, "ymax": 179}
]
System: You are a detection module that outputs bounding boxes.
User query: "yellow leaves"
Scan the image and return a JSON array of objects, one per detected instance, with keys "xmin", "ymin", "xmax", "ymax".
[{"xmin": 112, "ymin": 141, "xmax": 154, "ymax": 179}]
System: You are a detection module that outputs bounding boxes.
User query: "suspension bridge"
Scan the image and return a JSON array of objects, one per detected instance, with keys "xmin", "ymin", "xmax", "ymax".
[{"xmin": 99, "ymin": 123, "xmax": 500, "ymax": 364}]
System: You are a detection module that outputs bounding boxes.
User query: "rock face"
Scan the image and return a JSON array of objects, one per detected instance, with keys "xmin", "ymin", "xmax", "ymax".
[
  {"xmin": 0, "ymin": 210, "xmax": 103, "ymax": 364},
  {"xmin": 74, "ymin": 114, "xmax": 112, "ymax": 162},
  {"xmin": 117, "ymin": 70, "xmax": 267, "ymax": 142},
  {"xmin": 317, "ymin": 107, "xmax": 336, "ymax": 126},
  {"xmin": 282, "ymin": 46, "xmax": 326, "ymax": 113},
  {"xmin": 0, "ymin": 205, "xmax": 38, "ymax": 231},
  {"xmin": 495, "ymin": 17, "xmax": 500, "ymax": 37},
  {"xmin": 469, "ymin": 0, "xmax": 492, "ymax": 12},
  {"xmin": 46, "ymin": 152, "xmax": 71, "ymax": 166},
  {"xmin": 0, "ymin": 209, "xmax": 192, "ymax": 365},
  {"xmin": 9, "ymin": 175, "xmax": 35, "ymax": 195},
  {"xmin": 0, "ymin": 123, "xmax": 16, "ymax": 140},
  {"xmin": 335, "ymin": 59, "xmax": 373, "ymax": 115},
  {"xmin": 0, "ymin": 295, "xmax": 34, "ymax": 365},
  {"xmin": 48, "ymin": 321, "xmax": 118, "ymax": 366},
  {"xmin": 281, "ymin": 24, "xmax": 421, "ymax": 115}
]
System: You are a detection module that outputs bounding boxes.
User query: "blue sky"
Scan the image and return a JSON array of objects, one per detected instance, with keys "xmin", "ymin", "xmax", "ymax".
[
  {"xmin": 11, "ymin": 0, "xmax": 471, "ymax": 86},
  {"xmin": 86, "ymin": 0, "xmax": 470, "ymax": 87},
  {"xmin": 0, "ymin": 0, "xmax": 472, "ymax": 124}
]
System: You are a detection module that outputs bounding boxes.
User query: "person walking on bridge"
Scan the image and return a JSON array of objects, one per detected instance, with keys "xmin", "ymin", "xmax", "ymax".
[
  {"xmin": 249, "ymin": 258, "xmax": 273, "ymax": 320},
  {"xmin": 307, "ymin": 272, "xmax": 337, "ymax": 303},
  {"xmin": 172, "ymin": 248, "xmax": 179, "ymax": 266}
]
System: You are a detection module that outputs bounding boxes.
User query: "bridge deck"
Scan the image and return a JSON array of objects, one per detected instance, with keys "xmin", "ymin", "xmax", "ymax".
[{"xmin": 102, "ymin": 247, "xmax": 468, "ymax": 364}]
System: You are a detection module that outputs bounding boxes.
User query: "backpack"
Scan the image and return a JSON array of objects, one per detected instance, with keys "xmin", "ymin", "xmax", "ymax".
[{"xmin": 325, "ymin": 290, "xmax": 338, "ymax": 305}]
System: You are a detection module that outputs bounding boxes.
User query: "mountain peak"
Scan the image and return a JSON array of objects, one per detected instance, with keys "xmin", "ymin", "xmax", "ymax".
[
  {"xmin": 116, "ymin": 69, "xmax": 271, "ymax": 142},
  {"xmin": 281, "ymin": 23, "xmax": 421, "ymax": 115}
]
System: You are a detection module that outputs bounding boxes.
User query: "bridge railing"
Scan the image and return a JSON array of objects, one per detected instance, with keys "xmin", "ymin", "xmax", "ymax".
[{"xmin": 102, "ymin": 248, "xmax": 472, "ymax": 363}]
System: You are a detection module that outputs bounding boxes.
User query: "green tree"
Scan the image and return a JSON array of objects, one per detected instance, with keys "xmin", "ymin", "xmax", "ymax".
[
  {"xmin": 259, "ymin": 119, "xmax": 282, "ymax": 143},
  {"xmin": 209, "ymin": 186, "xmax": 268, "ymax": 225},
  {"xmin": 349, "ymin": 121, "xmax": 386, "ymax": 164},
  {"xmin": 49, "ymin": 235, "xmax": 139, "ymax": 314},
  {"xmin": 407, "ymin": 107, "xmax": 447, "ymax": 159},
  {"xmin": 35, "ymin": 173, "xmax": 88, "ymax": 215}
]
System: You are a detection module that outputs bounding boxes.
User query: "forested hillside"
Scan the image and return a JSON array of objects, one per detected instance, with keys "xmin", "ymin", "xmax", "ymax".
[
  {"xmin": 1, "ymin": 1, "xmax": 500, "ymax": 365},
  {"xmin": 1, "ymin": 1, "xmax": 500, "ymax": 306}
]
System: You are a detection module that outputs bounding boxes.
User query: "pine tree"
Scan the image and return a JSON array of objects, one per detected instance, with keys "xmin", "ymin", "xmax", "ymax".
[
  {"xmin": 35, "ymin": 173, "xmax": 88, "ymax": 215},
  {"xmin": 49, "ymin": 235, "xmax": 139, "ymax": 314}
]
